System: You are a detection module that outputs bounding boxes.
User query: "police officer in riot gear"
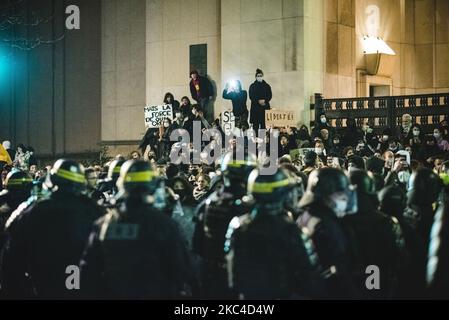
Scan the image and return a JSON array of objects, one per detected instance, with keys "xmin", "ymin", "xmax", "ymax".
[
  {"xmin": 0, "ymin": 170, "xmax": 33, "ymax": 250},
  {"xmin": 192, "ymin": 151, "xmax": 257, "ymax": 298},
  {"xmin": 94, "ymin": 158, "xmax": 126, "ymax": 204},
  {"xmin": 378, "ymin": 185, "xmax": 427, "ymax": 298},
  {"xmin": 426, "ymin": 169, "xmax": 449, "ymax": 298},
  {"xmin": 80, "ymin": 160, "xmax": 193, "ymax": 299},
  {"xmin": 225, "ymin": 168, "xmax": 322, "ymax": 299},
  {"xmin": 0, "ymin": 159, "xmax": 102, "ymax": 299},
  {"xmin": 341, "ymin": 169, "xmax": 408, "ymax": 299},
  {"xmin": 405, "ymin": 167, "xmax": 443, "ymax": 251},
  {"xmin": 297, "ymin": 167, "xmax": 358, "ymax": 298}
]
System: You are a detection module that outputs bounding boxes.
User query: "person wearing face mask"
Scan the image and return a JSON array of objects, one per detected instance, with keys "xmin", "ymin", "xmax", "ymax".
[
  {"xmin": 354, "ymin": 140, "xmax": 373, "ymax": 158},
  {"xmin": 409, "ymin": 124, "xmax": 423, "ymax": 155},
  {"xmin": 433, "ymin": 127, "xmax": 449, "ymax": 151},
  {"xmin": 312, "ymin": 112, "xmax": 336, "ymax": 141},
  {"xmin": 249, "ymin": 68, "xmax": 272, "ymax": 131},
  {"xmin": 384, "ymin": 154, "xmax": 411, "ymax": 193},
  {"xmin": 297, "ymin": 168, "xmax": 358, "ymax": 298},
  {"xmin": 314, "ymin": 140, "xmax": 327, "ymax": 164},
  {"xmin": 376, "ymin": 128, "xmax": 393, "ymax": 154}
]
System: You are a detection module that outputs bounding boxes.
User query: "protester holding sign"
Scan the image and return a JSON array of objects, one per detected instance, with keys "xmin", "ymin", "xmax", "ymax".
[
  {"xmin": 222, "ymin": 80, "xmax": 249, "ymax": 131},
  {"xmin": 249, "ymin": 68, "xmax": 272, "ymax": 130}
]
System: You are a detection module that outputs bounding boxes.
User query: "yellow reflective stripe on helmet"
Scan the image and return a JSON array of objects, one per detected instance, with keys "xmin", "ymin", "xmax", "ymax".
[
  {"xmin": 56, "ymin": 168, "xmax": 86, "ymax": 184},
  {"xmin": 113, "ymin": 166, "xmax": 122, "ymax": 173},
  {"xmin": 440, "ymin": 173, "xmax": 449, "ymax": 186},
  {"xmin": 7, "ymin": 178, "xmax": 33, "ymax": 185},
  {"xmin": 227, "ymin": 160, "xmax": 257, "ymax": 168},
  {"xmin": 125, "ymin": 171, "xmax": 158, "ymax": 182},
  {"xmin": 249, "ymin": 178, "xmax": 290, "ymax": 193}
]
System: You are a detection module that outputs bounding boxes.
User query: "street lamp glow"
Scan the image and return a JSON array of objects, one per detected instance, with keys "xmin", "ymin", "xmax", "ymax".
[{"xmin": 362, "ymin": 36, "xmax": 396, "ymax": 55}]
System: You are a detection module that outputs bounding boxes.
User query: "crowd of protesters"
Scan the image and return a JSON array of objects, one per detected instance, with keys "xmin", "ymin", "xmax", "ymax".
[{"xmin": 0, "ymin": 69, "xmax": 448, "ymax": 299}]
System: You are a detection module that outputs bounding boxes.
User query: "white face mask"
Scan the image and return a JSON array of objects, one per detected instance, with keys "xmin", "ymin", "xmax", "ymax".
[
  {"xmin": 398, "ymin": 170, "xmax": 411, "ymax": 184},
  {"xmin": 175, "ymin": 112, "xmax": 182, "ymax": 119},
  {"xmin": 382, "ymin": 135, "xmax": 389, "ymax": 141},
  {"xmin": 320, "ymin": 117, "xmax": 327, "ymax": 124},
  {"xmin": 164, "ymin": 123, "xmax": 170, "ymax": 128},
  {"xmin": 413, "ymin": 129, "xmax": 420, "ymax": 136},
  {"xmin": 256, "ymin": 75, "xmax": 263, "ymax": 82},
  {"xmin": 331, "ymin": 197, "xmax": 349, "ymax": 217},
  {"xmin": 315, "ymin": 147, "xmax": 323, "ymax": 155},
  {"xmin": 434, "ymin": 133, "xmax": 441, "ymax": 139}
]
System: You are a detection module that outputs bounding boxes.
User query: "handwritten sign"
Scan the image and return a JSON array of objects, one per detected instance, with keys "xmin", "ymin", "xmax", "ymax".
[
  {"xmin": 220, "ymin": 110, "xmax": 235, "ymax": 135},
  {"xmin": 144, "ymin": 104, "xmax": 174, "ymax": 128},
  {"xmin": 265, "ymin": 110, "xmax": 296, "ymax": 127}
]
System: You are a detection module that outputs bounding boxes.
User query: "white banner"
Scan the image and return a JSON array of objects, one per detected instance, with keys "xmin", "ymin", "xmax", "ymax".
[{"xmin": 144, "ymin": 104, "xmax": 174, "ymax": 128}]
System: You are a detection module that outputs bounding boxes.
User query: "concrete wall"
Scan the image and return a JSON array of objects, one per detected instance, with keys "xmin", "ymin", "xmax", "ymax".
[
  {"xmin": 146, "ymin": 0, "xmax": 221, "ymax": 116},
  {"xmin": 221, "ymin": 0, "xmax": 324, "ymax": 127},
  {"xmin": 0, "ymin": 0, "xmax": 101, "ymax": 157},
  {"xmin": 101, "ymin": 0, "xmax": 147, "ymax": 143}
]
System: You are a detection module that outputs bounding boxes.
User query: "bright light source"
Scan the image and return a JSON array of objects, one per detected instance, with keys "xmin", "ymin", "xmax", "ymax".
[
  {"xmin": 362, "ymin": 36, "xmax": 395, "ymax": 55},
  {"xmin": 229, "ymin": 80, "xmax": 237, "ymax": 90}
]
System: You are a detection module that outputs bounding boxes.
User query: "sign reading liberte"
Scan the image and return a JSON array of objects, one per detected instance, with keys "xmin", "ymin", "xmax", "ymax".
[
  {"xmin": 265, "ymin": 110, "xmax": 296, "ymax": 127},
  {"xmin": 144, "ymin": 104, "xmax": 174, "ymax": 128}
]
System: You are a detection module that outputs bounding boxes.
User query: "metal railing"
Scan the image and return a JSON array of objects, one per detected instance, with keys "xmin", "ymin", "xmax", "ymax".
[{"xmin": 313, "ymin": 92, "xmax": 449, "ymax": 134}]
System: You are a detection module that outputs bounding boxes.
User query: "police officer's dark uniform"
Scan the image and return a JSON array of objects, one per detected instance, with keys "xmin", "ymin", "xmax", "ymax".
[
  {"xmin": 93, "ymin": 158, "xmax": 125, "ymax": 204},
  {"xmin": 0, "ymin": 159, "xmax": 102, "ymax": 299},
  {"xmin": 426, "ymin": 172, "xmax": 449, "ymax": 298},
  {"xmin": 340, "ymin": 169, "xmax": 408, "ymax": 299},
  {"xmin": 80, "ymin": 160, "xmax": 193, "ymax": 299},
  {"xmin": 192, "ymin": 152, "xmax": 257, "ymax": 298},
  {"xmin": 0, "ymin": 170, "xmax": 33, "ymax": 252},
  {"xmin": 296, "ymin": 168, "xmax": 358, "ymax": 298},
  {"xmin": 225, "ymin": 168, "xmax": 322, "ymax": 299}
]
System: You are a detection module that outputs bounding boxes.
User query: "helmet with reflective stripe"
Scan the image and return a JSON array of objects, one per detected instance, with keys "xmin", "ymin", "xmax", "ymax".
[
  {"xmin": 221, "ymin": 151, "xmax": 257, "ymax": 184},
  {"xmin": 247, "ymin": 168, "xmax": 295, "ymax": 203},
  {"xmin": 5, "ymin": 169, "xmax": 33, "ymax": 191},
  {"xmin": 107, "ymin": 159, "xmax": 126, "ymax": 182},
  {"xmin": 46, "ymin": 159, "xmax": 87, "ymax": 194},
  {"xmin": 117, "ymin": 160, "xmax": 160, "ymax": 195}
]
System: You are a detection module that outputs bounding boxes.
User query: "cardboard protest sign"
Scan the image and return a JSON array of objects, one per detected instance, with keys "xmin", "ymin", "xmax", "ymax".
[
  {"xmin": 220, "ymin": 110, "xmax": 235, "ymax": 135},
  {"xmin": 144, "ymin": 104, "xmax": 174, "ymax": 128},
  {"xmin": 266, "ymin": 109, "xmax": 296, "ymax": 127}
]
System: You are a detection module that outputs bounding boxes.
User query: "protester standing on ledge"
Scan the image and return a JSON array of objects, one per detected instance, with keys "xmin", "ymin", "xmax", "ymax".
[
  {"xmin": 189, "ymin": 70, "xmax": 213, "ymax": 123},
  {"xmin": 249, "ymin": 68, "xmax": 272, "ymax": 131},
  {"xmin": 222, "ymin": 80, "xmax": 249, "ymax": 131}
]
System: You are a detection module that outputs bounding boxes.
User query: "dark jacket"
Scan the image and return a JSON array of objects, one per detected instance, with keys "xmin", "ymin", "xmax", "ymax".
[
  {"xmin": 190, "ymin": 76, "xmax": 213, "ymax": 102},
  {"xmin": 222, "ymin": 89, "xmax": 248, "ymax": 116},
  {"xmin": 80, "ymin": 200, "xmax": 193, "ymax": 299},
  {"xmin": 297, "ymin": 202, "xmax": 357, "ymax": 298},
  {"xmin": 1, "ymin": 191, "xmax": 103, "ymax": 299},
  {"xmin": 249, "ymin": 80, "xmax": 272, "ymax": 124}
]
